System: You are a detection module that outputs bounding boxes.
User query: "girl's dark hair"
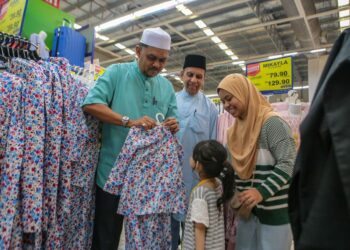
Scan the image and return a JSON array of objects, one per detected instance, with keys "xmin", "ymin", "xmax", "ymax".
[{"xmin": 192, "ymin": 140, "xmax": 235, "ymax": 209}]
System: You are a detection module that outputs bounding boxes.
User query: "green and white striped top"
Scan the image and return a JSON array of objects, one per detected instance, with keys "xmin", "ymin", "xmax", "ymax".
[{"xmin": 235, "ymin": 116, "xmax": 296, "ymax": 225}]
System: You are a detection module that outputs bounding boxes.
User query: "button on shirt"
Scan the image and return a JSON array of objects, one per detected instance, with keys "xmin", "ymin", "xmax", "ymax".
[{"xmin": 82, "ymin": 61, "xmax": 178, "ymax": 188}]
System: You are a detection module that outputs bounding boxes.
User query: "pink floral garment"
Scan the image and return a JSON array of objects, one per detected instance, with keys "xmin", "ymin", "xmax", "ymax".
[
  {"xmin": 0, "ymin": 72, "xmax": 24, "ymax": 249},
  {"xmin": 104, "ymin": 125, "xmax": 186, "ymax": 249},
  {"xmin": 104, "ymin": 125, "xmax": 186, "ymax": 216},
  {"xmin": 9, "ymin": 59, "xmax": 46, "ymax": 235},
  {"xmin": 0, "ymin": 58, "xmax": 100, "ymax": 249}
]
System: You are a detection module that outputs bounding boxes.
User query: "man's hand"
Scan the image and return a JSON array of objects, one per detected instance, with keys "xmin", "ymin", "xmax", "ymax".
[
  {"xmin": 238, "ymin": 188, "xmax": 263, "ymax": 209},
  {"xmin": 163, "ymin": 117, "xmax": 179, "ymax": 134},
  {"xmin": 129, "ymin": 116, "xmax": 157, "ymax": 130}
]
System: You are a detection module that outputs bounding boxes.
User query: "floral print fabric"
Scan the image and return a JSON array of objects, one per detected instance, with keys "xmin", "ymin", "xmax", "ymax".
[
  {"xmin": 104, "ymin": 125, "xmax": 186, "ymax": 249},
  {"xmin": 0, "ymin": 58, "xmax": 100, "ymax": 249}
]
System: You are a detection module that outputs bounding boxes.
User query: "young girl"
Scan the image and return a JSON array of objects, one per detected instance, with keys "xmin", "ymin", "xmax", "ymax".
[{"xmin": 182, "ymin": 140, "xmax": 235, "ymax": 250}]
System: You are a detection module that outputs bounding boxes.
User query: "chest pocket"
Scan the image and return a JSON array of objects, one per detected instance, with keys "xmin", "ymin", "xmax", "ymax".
[{"xmin": 188, "ymin": 111, "xmax": 209, "ymax": 134}]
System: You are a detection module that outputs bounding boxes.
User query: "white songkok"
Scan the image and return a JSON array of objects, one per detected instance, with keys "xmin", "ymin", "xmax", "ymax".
[{"xmin": 140, "ymin": 27, "xmax": 171, "ymax": 50}]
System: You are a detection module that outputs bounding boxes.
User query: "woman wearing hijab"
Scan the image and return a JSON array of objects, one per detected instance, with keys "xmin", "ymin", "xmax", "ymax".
[{"xmin": 217, "ymin": 74, "xmax": 296, "ymax": 250}]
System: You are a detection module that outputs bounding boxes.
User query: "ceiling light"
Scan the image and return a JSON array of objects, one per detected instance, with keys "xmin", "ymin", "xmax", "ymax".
[
  {"xmin": 162, "ymin": 68, "xmax": 167, "ymax": 72},
  {"xmin": 181, "ymin": 8, "xmax": 193, "ymax": 16},
  {"xmin": 134, "ymin": 1, "xmax": 176, "ymax": 18},
  {"xmin": 96, "ymin": 33, "xmax": 110, "ymax": 41},
  {"xmin": 95, "ymin": 14, "xmax": 135, "ymax": 32},
  {"xmin": 340, "ymin": 19, "xmax": 350, "ymax": 27},
  {"xmin": 338, "ymin": 0, "xmax": 349, "ymax": 6},
  {"xmin": 160, "ymin": 73, "xmax": 168, "ymax": 76},
  {"xmin": 176, "ymin": 4, "xmax": 185, "ymax": 10},
  {"xmin": 284, "ymin": 52, "xmax": 298, "ymax": 56},
  {"xmin": 268, "ymin": 54, "xmax": 283, "ymax": 59},
  {"xmin": 115, "ymin": 43, "xmax": 126, "ymax": 49},
  {"xmin": 232, "ymin": 60, "xmax": 245, "ymax": 65},
  {"xmin": 225, "ymin": 50, "xmax": 234, "ymax": 56},
  {"xmin": 293, "ymin": 86, "xmax": 309, "ymax": 90},
  {"xmin": 211, "ymin": 36, "xmax": 221, "ymax": 43},
  {"xmin": 231, "ymin": 55, "xmax": 239, "ymax": 60},
  {"xmin": 218, "ymin": 43, "xmax": 228, "ymax": 50},
  {"xmin": 194, "ymin": 20, "xmax": 207, "ymax": 29},
  {"xmin": 339, "ymin": 9, "xmax": 350, "ymax": 17},
  {"xmin": 310, "ymin": 48, "xmax": 326, "ymax": 53},
  {"xmin": 176, "ymin": 4, "xmax": 193, "ymax": 16},
  {"xmin": 125, "ymin": 48, "xmax": 135, "ymax": 55},
  {"xmin": 74, "ymin": 23, "xmax": 82, "ymax": 29},
  {"xmin": 203, "ymin": 28, "xmax": 214, "ymax": 36}
]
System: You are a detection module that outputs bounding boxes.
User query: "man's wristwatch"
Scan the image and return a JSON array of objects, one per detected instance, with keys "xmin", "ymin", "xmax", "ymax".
[{"xmin": 121, "ymin": 116, "xmax": 130, "ymax": 127}]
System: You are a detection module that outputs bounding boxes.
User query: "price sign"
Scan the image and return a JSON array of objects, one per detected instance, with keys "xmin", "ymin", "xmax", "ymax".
[
  {"xmin": 0, "ymin": 0, "xmax": 28, "ymax": 35},
  {"xmin": 94, "ymin": 65, "xmax": 106, "ymax": 81},
  {"xmin": 247, "ymin": 57, "xmax": 293, "ymax": 94}
]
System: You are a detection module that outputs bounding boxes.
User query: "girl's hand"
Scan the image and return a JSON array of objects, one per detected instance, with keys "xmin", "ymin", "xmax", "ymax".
[{"xmin": 238, "ymin": 188, "xmax": 263, "ymax": 209}]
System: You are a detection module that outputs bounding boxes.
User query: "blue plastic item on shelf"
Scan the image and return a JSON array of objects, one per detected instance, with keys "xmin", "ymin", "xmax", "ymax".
[{"xmin": 52, "ymin": 26, "xmax": 86, "ymax": 67}]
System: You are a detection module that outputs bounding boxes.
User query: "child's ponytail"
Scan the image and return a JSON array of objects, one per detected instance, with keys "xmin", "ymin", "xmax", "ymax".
[{"xmin": 217, "ymin": 161, "xmax": 235, "ymax": 209}]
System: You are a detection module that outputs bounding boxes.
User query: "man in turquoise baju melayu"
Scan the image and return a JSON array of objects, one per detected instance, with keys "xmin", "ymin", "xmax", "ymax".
[{"xmin": 83, "ymin": 27, "xmax": 179, "ymax": 250}]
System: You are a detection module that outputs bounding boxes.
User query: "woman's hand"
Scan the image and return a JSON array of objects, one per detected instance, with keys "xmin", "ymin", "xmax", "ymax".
[{"xmin": 238, "ymin": 188, "xmax": 263, "ymax": 209}]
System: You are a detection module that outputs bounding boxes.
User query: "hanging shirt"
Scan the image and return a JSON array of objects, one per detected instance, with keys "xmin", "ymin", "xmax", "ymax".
[
  {"xmin": 83, "ymin": 60, "xmax": 178, "ymax": 188},
  {"xmin": 104, "ymin": 125, "xmax": 186, "ymax": 216},
  {"xmin": 9, "ymin": 59, "xmax": 47, "ymax": 234},
  {"xmin": 176, "ymin": 89, "xmax": 218, "ymax": 219},
  {"xmin": 0, "ymin": 72, "xmax": 24, "ymax": 249}
]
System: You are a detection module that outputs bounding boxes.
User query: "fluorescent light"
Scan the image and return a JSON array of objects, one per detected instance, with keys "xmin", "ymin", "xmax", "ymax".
[
  {"xmin": 203, "ymin": 28, "xmax": 214, "ymax": 36},
  {"xmin": 232, "ymin": 60, "xmax": 245, "ymax": 65},
  {"xmin": 338, "ymin": 0, "xmax": 349, "ymax": 6},
  {"xmin": 211, "ymin": 36, "xmax": 221, "ymax": 43},
  {"xmin": 339, "ymin": 9, "xmax": 350, "ymax": 17},
  {"xmin": 340, "ymin": 19, "xmax": 350, "ymax": 27},
  {"xmin": 115, "ymin": 43, "xmax": 126, "ymax": 49},
  {"xmin": 310, "ymin": 48, "xmax": 326, "ymax": 53},
  {"xmin": 218, "ymin": 43, "xmax": 228, "ymax": 50},
  {"xmin": 181, "ymin": 8, "xmax": 193, "ymax": 16},
  {"xmin": 231, "ymin": 55, "xmax": 239, "ymax": 60},
  {"xmin": 176, "ymin": 4, "xmax": 186, "ymax": 10},
  {"xmin": 268, "ymin": 54, "xmax": 283, "ymax": 59},
  {"xmin": 225, "ymin": 50, "xmax": 234, "ymax": 56},
  {"xmin": 96, "ymin": 33, "xmax": 110, "ymax": 41},
  {"xmin": 174, "ymin": 76, "xmax": 182, "ymax": 81},
  {"xmin": 176, "ymin": 4, "xmax": 193, "ymax": 16},
  {"xmin": 194, "ymin": 20, "xmax": 207, "ymax": 29},
  {"xmin": 74, "ymin": 23, "xmax": 82, "ymax": 29},
  {"xmin": 125, "ymin": 48, "xmax": 135, "ymax": 55},
  {"xmin": 293, "ymin": 86, "xmax": 309, "ymax": 90},
  {"xmin": 96, "ymin": 14, "xmax": 135, "ymax": 32},
  {"xmin": 134, "ymin": 1, "xmax": 176, "ymax": 18},
  {"xmin": 284, "ymin": 52, "xmax": 298, "ymax": 56}
]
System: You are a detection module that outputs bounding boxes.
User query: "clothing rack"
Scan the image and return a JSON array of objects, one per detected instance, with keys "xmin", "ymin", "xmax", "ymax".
[{"xmin": 0, "ymin": 32, "xmax": 41, "ymax": 63}]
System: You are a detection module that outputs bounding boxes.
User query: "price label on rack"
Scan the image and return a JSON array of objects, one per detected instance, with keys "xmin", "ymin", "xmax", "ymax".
[
  {"xmin": 0, "ymin": 0, "xmax": 27, "ymax": 35},
  {"xmin": 247, "ymin": 57, "xmax": 292, "ymax": 94}
]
